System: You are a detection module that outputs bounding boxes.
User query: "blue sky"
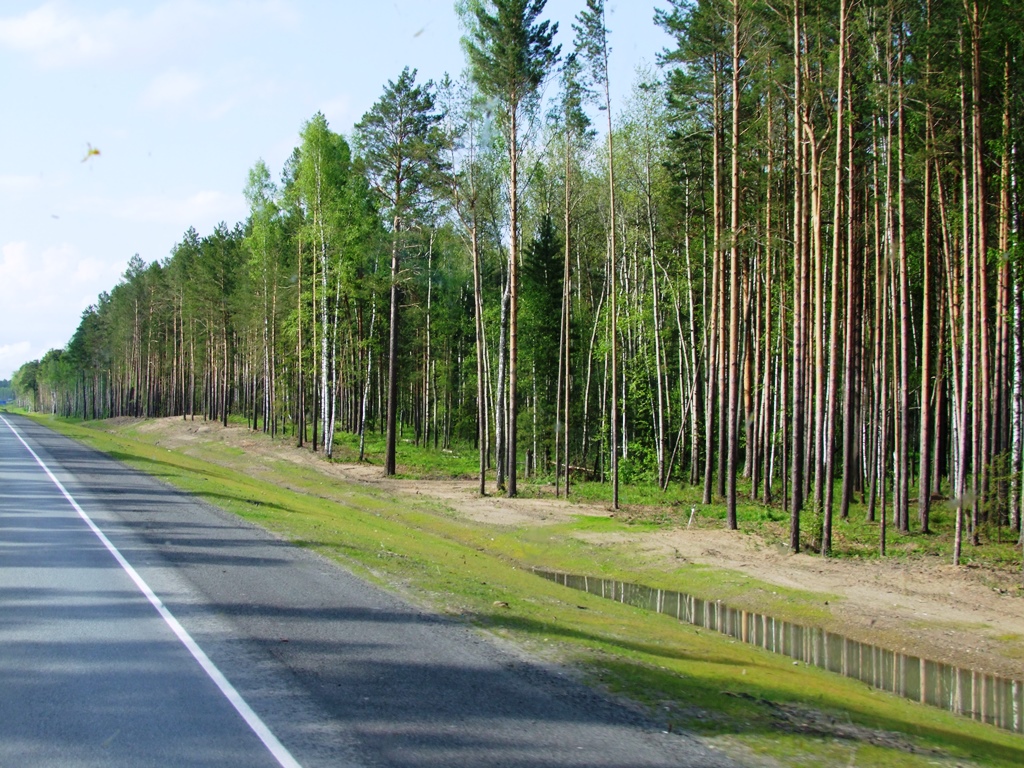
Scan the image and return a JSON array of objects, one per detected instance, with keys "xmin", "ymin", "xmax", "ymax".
[{"xmin": 0, "ymin": 0, "xmax": 671, "ymax": 380}]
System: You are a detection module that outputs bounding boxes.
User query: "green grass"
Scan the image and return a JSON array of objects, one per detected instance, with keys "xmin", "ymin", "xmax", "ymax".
[
  {"xmin": 25, "ymin": 414, "xmax": 1024, "ymax": 767},
  {"xmin": 207, "ymin": 416, "xmax": 1023, "ymax": 581},
  {"xmin": 506, "ymin": 457, "xmax": 1024, "ymax": 579},
  {"xmin": 329, "ymin": 428, "xmax": 483, "ymax": 479}
]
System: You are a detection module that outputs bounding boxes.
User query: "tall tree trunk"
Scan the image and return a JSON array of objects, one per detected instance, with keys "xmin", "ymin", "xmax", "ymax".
[
  {"xmin": 646, "ymin": 138, "xmax": 666, "ymax": 492},
  {"xmin": 918, "ymin": 2, "xmax": 935, "ymax": 530},
  {"xmin": 385, "ymin": 221, "xmax": 401, "ymax": 475},
  {"xmin": 790, "ymin": 0, "xmax": 806, "ymax": 553},
  {"xmin": 760, "ymin": 91, "xmax": 776, "ymax": 505},
  {"xmin": 726, "ymin": 0, "xmax": 742, "ymax": 530},
  {"xmin": 555, "ymin": 133, "xmax": 572, "ymax": 497},
  {"xmin": 823, "ymin": 0, "xmax": 848, "ymax": 555},
  {"xmin": 423, "ymin": 233, "xmax": 434, "ymax": 450},
  {"xmin": 955, "ymin": 30, "xmax": 973, "ymax": 564},
  {"xmin": 604, "ymin": 74, "xmax": 620, "ymax": 511},
  {"xmin": 705, "ymin": 62, "xmax": 722, "ymax": 506},
  {"xmin": 897, "ymin": 22, "xmax": 911, "ymax": 533},
  {"xmin": 563, "ymin": 195, "xmax": 572, "ymax": 496},
  {"xmin": 968, "ymin": 0, "xmax": 989, "ymax": 542},
  {"xmin": 496, "ymin": 271, "xmax": 510, "ymax": 491},
  {"xmin": 358, "ymin": 288, "xmax": 377, "ymax": 463},
  {"xmin": 473, "ymin": 220, "xmax": 488, "ymax": 496},
  {"xmin": 999, "ymin": 40, "xmax": 1015, "ymax": 536},
  {"xmin": 508, "ymin": 108, "xmax": 521, "ymax": 497}
]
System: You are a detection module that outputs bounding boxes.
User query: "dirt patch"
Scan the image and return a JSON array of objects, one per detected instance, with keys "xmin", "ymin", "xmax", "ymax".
[{"xmin": 127, "ymin": 417, "xmax": 1024, "ymax": 683}]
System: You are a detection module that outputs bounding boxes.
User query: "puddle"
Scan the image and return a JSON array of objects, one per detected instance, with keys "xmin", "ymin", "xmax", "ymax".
[{"xmin": 534, "ymin": 568, "xmax": 1024, "ymax": 732}]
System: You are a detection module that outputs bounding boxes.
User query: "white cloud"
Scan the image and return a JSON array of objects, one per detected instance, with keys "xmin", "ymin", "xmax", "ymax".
[
  {"xmin": 318, "ymin": 95, "xmax": 356, "ymax": 133},
  {"xmin": 137, "ymin": 58, "xmax": 289, "ymax": 120},
  {"xmin": 0, "ymin": 341, "xmax": 33, "ymax": 379},
  {"xmin": 109, "ymin": 189, "xmax": 243, "ymax": 225},
  {"xmin": 0, "ymin": 1, "xmax": 298, "ymax": 70},
  {"xmin": 0, "ymin": 240, "xmax": 124, "ymax": 376},
  {"xmin": 140, "ymin": 69, "xmax": 204, "ymax": 109},
  {"xmin": 206, "ymin": 73, "xmax": 291, "ymax": 121},
  {"xmin": 0, "ymin": 3, "xmax": 143, "ymax": 69},
  {"xmin": 67, "ymin": 189, "xmax": 245, "ymax": 240},
  {"xmin": 0, "ymin": 240, "xmax": 112, "ymax": 310},
  {"xmin": 0, "ymin": 174, "xmax": 44, "ymax": 195},
  {"xmin": 0, "ymin": 4, "xmax": 109, "ymax": 66}
]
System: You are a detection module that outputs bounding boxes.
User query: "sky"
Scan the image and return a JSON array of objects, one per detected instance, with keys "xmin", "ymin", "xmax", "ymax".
[{"xmin": 0, "ymin": 0, "xmax": 673, "ymax": 381}]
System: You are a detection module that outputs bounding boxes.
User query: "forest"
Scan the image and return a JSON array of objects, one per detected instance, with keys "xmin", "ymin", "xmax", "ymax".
[{"xmin": 10, "ymin": 0, "xmax": 1024, "ymax": 563}]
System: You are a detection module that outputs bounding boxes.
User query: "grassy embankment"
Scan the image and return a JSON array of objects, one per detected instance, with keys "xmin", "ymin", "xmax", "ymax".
[
  {"xmin": 20, "ymin": 411, "xmax": 1024, "ymax": 768},
  {"xmin": 329, "ymin": 423, "xmax": 1024, "ymax": 575}
]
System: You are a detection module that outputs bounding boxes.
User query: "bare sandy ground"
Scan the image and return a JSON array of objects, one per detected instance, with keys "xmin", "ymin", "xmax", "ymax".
[{"xmin": 130, "ymin": 417, "xmax": 1024, "ymax": 682}]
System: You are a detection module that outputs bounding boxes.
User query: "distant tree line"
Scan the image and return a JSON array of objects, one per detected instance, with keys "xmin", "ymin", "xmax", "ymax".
[{"xmin": 14, "ymin": 0, "xmax": 1024, "ymax": 561}]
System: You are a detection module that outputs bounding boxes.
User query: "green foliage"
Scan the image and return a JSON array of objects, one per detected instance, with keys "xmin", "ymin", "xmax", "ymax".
[
  {"xmin": 461, "ymin": 0, "xmax": 560, "ymax": 126},
  {"xmin": 12, "ymin": 359, "xmax": 40, "ymax": 410},
  {"xmin": 551, "ymin": 51, "xmax": 593, "ymax": 141},
  {"xmin": 619, "ymin": 442, "xmax": 656, "ymax": 485},
  {"xmin": 572, "ymin": 0, "xmax": 609, "ymax": 91},
  {"xmin": 296, "ymin": 112, "xmax": 351, "ymax": 255},
  {"xmin": 521, "ymin": 213, "xmax": 562, "ymax": 380},
  {"xmin": 243, "ymin": 159, "xmax": 282, "ymax": 293},
  {"xmin": 355, "ymin": 67, "xmax": 445, "ymax": 225}
]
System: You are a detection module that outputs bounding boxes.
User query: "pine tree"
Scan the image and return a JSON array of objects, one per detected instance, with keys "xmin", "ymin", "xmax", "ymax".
[
  {"xmin": 356, "ymin": 67, "xmax": 444, "ymax": 476},
  {"xmin": 463, "ymin": 0, "xmax": 559, "ymax": 497}
]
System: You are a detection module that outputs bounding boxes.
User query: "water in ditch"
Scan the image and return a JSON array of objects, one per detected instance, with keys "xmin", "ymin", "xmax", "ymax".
[{"xmin": 533, "ymin": 568, "xmax": 1024, "ymax": 733}]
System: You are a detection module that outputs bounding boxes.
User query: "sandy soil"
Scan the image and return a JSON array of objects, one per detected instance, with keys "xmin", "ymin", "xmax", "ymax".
[{"xmin": 130, "ymin": 417, "xmax": 1024, "ymax": 683}]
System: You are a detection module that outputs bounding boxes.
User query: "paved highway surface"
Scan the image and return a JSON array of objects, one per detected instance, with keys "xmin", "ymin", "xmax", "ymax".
[{"xmin": 0, "ymin": 414, "xmax": 736, "ymax": 767}]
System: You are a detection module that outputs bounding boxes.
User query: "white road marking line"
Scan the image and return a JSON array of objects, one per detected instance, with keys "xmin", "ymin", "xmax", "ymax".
[{"xmin": 1, "ymin": 416, "xmax": 303, "ymax": 768}]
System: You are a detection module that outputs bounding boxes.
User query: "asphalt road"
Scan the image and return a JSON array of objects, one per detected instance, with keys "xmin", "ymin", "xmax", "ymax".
[{"xmin": 0, "ymin": 414, "xmax": 737, "ymax": 768}]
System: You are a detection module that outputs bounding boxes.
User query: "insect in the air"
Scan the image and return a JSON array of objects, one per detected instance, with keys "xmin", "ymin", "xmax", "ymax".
[{"xmin": 82, "ymin": 143, "xmax": 101, "ymax": 162}]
